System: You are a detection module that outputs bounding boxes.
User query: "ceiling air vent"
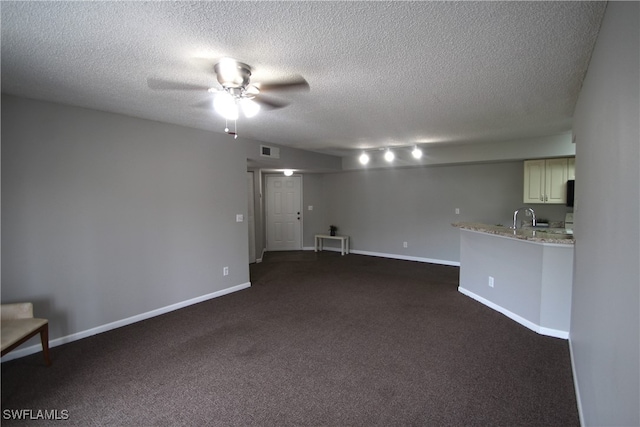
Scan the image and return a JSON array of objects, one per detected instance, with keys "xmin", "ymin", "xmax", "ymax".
[{"xmin": 260, "ymin": 145, "xmax": 280, "ymax": 159}]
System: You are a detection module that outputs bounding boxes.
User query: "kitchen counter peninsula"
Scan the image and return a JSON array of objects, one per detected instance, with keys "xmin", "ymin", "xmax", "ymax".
[
  {"xmin": 452, "ymin": 222, "xmax": 574, "ymax": 245},
  {"xmin": 453, "ymin": 222, "xmax": 574, "ymax": 339}
]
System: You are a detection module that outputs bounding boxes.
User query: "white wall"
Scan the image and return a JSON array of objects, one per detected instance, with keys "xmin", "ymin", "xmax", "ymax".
[
  {"xmin": 1, "ymin": 95, "xmax": 250, "ymax": 344},
  {"xmin": 0, "ymin": 95, "xmax": 340, "ymax": 356},
  {"xmin": 321, "ymin": 161, "xmax": 571, "ymax": 264},
  {"xmin": 301, "ymin": 174, "xmax": 327, "ymax": 248},
  {"xmin": 570, "ymin": 2, "xmax": 640, "ymax": 426}
]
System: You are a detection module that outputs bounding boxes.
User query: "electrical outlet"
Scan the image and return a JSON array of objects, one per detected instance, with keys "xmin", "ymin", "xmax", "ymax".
[
  {"xmin": 403, "ymin": 241, "xmax": 408, "ymax": 248},
  {"xmin": 455, "ymin": 208, "xmax": 460, "ymax": 215},
  {"xmin": 223, "ymin": 266, "xmax": 229, "ymax": 276},
  {"xmin": 488, "ymin": 276, "xmax": 494, "ymax": 288}
]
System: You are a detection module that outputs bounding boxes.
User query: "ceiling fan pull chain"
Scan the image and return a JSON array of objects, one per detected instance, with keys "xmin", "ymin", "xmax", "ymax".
[{"xmin": 224, "ymin": 118, "xmax": 238, "ymax": 138}]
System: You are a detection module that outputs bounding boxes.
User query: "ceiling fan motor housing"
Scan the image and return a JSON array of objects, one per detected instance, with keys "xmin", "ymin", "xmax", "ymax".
[{"xmin": 214, "ymin": 60, "xmax": 252, "ymax": 89}]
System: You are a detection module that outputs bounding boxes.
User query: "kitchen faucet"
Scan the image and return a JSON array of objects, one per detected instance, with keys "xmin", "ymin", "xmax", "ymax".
[{"xmin": 511, "ymin": 207, "xmax": 536, "ymax": 229}]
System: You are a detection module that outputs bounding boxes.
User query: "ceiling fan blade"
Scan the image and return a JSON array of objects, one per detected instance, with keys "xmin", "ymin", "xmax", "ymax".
[
  {"xmin": 147, "ymin": 77, "xmax": 211, "ymax": 91},
  {"xmin": 191, "ymin": 99, "xmax": 214, "ymax": 109},
  {"xmin": 253, "ymin": 95, "xmax": 290, "ymax": 110},
  {"xmin": 256, "ymin": 76, "xmax": 310, "ymax": 92}
]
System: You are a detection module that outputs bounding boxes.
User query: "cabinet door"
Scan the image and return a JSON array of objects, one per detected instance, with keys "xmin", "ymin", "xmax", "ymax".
[
  {"xmin": 545, "ymin": 158, "xmax": 568, "ymax": 204},
  {"xmin": 523, "ymin": 159, "xmax": 545, "ymax": 203},
  {"xmin": 567, "ymin": 157, "xmax": 575, "ymax": 180}
]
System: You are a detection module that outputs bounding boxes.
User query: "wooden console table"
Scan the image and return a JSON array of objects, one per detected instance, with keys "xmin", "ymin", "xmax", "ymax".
[{"xmin": 314, "ymin": 234, "xmax": 350, "ymax": 256}]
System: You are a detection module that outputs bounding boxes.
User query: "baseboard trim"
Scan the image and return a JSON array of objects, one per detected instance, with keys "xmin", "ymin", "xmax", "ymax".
[
  {"xmin": 298, "ymin": 246, "xmax": 461, "ymax": 267},
  {"xmin": 302, "ymin": 246, "xmax": 459, "ymax": 266},
  {"xmin": 568, "ymin": 338, "xmax": 585, "ymax": 426},
  {"xmin": 258, "ymin": 247, "xmax": 267, "ymax": 263},
  {"xmin": 1, "ymin": 282, "xmax": 251, "ymax": 363},
  {"xmin": 350, "ymin": 249, "xmax": 460, "ymax": 267},
  {"xmin": 458, "ymin": 287, "xmax": 569, "ymax": 339}
]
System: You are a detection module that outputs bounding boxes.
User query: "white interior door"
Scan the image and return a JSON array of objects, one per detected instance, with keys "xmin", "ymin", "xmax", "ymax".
[
  {"xmin": 247, "ymin": 172, "xmax": 256, "ymax": 263},
  {"xmin": 266, "ymin": 175, "xmax": 302, "ymax": 251}
]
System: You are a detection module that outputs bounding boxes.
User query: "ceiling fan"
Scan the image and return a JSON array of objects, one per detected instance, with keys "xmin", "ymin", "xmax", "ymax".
[{"xmin": 147, "ymin": 58, "xmax": 309, "ymax": 136}]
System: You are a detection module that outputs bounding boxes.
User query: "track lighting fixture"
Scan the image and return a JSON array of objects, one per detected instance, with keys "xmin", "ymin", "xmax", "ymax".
[
  {"xmin": 357, "ymin": 144, "xmax": 425, "ymax": 165},
  {"xmin": 359, "ymin": 152, "xmax": 370, "ymax": 165}
]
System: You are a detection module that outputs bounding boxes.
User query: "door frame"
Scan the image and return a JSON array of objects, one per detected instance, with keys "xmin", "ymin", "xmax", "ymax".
[{"xmin": 247, "ymin": 171, "xmax": 256, "ymax": 263}]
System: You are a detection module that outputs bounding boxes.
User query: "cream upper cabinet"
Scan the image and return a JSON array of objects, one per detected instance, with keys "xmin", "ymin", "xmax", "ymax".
[
  {"xmin": 523, "ymin": 159, "xmax": 546, "ymax": 203},
  {"xmin": 523, "ymin": 158, "xmax": 571, "ymax": 204},
  {"xmin": 567, "ymin": 157, "xmax": 575, "ymax": 180}
]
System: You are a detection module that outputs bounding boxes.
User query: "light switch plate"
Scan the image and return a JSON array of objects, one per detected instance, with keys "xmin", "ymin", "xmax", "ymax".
[{"xmin": 236, "ymin": 214, "xmax": 244, "ymax": 222}]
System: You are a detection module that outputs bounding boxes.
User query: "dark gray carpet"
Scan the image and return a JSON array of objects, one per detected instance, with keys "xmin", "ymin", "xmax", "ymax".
[{"xmin": 1, "ymin": 252, "xmax": 579, "ymax": 426}]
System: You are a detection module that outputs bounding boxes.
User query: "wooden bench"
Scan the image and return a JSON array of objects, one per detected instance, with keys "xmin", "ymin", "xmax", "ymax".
[{"xmin": 315, "ymin": 234, "xmax": 350, "ymax": 256}]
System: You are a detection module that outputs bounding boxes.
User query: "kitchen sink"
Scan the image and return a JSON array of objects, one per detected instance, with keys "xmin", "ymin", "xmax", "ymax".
[
  {"xmin": 530, "ymin": 227, "xmax": 572, "ymax": 234},
  {"xmin": 532, "ymin": 230, "xmax": 573, "ymax": 239}
]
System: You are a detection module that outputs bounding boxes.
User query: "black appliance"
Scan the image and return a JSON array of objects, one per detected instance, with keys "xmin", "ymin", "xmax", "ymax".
[{"xmin": 566, "ymin": 180, "xmax": 575, "ymax": 207}]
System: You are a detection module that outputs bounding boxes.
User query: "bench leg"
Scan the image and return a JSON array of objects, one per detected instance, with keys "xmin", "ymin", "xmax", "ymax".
[{"xmin": 39, "ymin": 324, "xmax": 52, "ymax": 366}]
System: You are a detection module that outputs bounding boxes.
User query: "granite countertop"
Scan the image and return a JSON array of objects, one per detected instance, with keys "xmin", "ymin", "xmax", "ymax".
[{"xmin": 452, "ymin": 222, "xmax": 575, "ymax": 245}]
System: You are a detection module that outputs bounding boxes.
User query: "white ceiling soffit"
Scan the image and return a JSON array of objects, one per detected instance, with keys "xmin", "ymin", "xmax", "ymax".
[{"xmin": 1, "ymin": 1, "xmax": 606, "ymax": 156}]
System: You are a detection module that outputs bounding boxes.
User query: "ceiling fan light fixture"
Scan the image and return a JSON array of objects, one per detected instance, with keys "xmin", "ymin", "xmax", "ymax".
[
  {"xmin": 240, "ymin": 98, "xmax": 260, "ymax": 118},
  {"xmin": 213, "ymin": 92, "xmax": 239, "ymax": 120},
  {"xmin": 151, "ymin": 59, "xmax": 307, "ymax": 138}
]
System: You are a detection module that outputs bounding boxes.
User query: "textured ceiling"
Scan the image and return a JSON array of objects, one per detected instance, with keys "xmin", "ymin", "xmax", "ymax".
[{"xmin": 1, "ymin": 1, "xmax": 606, "ymax": 156}]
